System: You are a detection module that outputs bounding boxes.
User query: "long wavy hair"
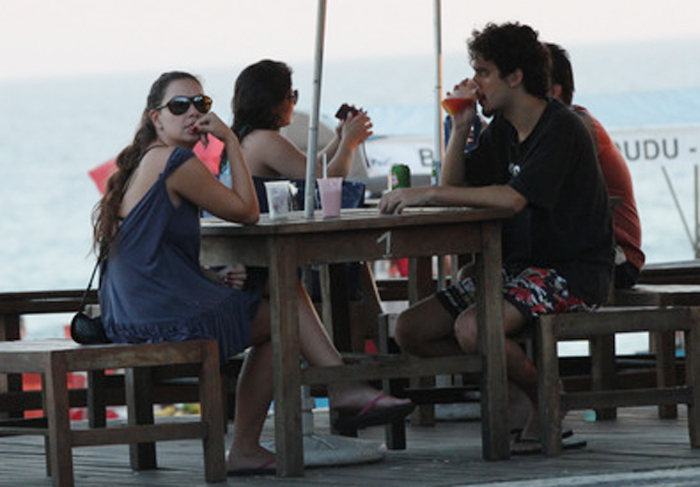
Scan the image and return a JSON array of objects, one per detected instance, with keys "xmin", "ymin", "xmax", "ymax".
[
  {"xmin": 468, "ymin": 22, "xmax": 551, "ymax": 99},
  {"xmin": 231, "ymin": 59, "xmax": 292, "ymax": 142},
  {"xmin": 92, "ymin": 71, "xmax": 201, "ymax": 260}
]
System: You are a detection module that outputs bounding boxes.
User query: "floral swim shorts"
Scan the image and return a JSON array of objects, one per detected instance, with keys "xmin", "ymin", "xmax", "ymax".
[{"xmin": 435, "ymin": 267, "xmax": 594, "ymax": 323}]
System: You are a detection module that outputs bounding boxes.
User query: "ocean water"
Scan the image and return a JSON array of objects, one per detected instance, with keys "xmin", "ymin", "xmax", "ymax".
[{"xmin": 2, "ymin": 39, "xmax": 700, "ymax": 345}]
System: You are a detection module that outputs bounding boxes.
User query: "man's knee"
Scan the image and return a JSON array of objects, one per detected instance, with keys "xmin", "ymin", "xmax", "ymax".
[
  {"xmin": 393, "ymin": 312, "xmax": 422, "ymax": 355},
  {"xmin": 454, "ymin": 312, "xmax": 479, "ymax": 354}
]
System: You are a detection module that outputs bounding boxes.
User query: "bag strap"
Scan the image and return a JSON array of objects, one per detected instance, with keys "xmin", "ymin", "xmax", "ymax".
[{"xmin": 78, "ymin": 261, "xmax": 100, "ymax": 312}]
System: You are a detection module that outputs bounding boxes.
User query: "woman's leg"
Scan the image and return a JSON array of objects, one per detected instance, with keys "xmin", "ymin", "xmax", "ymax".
[
  {"xmin": 226, "ymin": 340, "xmax": 275, "ymax": 471},
  {"xmin": 227, "ymin": 297, "xmax": 274, "ymax": 471},
  {"xmin": 292, "ymin": 280, "xmax": 411, "ymax": 410},
  {"xmin": 228, "ymin": 280, "xmax": 411, "ymax": 470}
]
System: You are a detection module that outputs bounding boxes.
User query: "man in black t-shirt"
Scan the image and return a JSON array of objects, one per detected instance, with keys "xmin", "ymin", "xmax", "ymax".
[{"xmin": 379, "ymin": 22, "xmax": 613, "ymax": 450}]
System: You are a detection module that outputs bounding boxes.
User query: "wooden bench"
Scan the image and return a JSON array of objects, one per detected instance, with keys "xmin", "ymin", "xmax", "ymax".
[
  {"xmin": 0, "ymin": 290, "xmax": 224, "ymax": 423},
  {"xmin": 638, "ymin": 260, "xmax": 700, "ymax": 285},
  {"xmin": 0, "ymin": 290, "xmax": 98, "ymax": 419},
  {"xmin": 0, "ymin": 338, "xmax": 226, "ymax": 487},
  {"xmin": 610, "ymin": 284, "xmax": 700, "ymax": 418},
  {"xmin": 536, "ymin": 306, "xmax": 700, "ymax": 456}
]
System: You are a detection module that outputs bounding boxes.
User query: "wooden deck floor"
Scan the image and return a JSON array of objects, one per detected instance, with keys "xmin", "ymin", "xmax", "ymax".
[{"xmin": 2, "ymin": 406, "xmax": 700, "ymax": 487}]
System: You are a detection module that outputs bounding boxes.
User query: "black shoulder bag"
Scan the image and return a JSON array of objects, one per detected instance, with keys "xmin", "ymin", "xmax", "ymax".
[{"xmin": 70, "ymin": 261, "xmax": 110, "ymax": 345}]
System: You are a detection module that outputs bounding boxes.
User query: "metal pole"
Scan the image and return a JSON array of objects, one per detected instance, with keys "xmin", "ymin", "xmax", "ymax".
[
  {"xmin": 433, "ymin": 0, "xmax": 446, "ymax": 288},
  {"xmin": 695, "ymin": 165, "xmax": 699, "ymax": 257},
  {"xmin": 304, "ymin": 0, "xmax": 327, "ymax": 218},
  {"xmin": 432, "ymin": 0, "xmax": 444, "ymax": 186}
]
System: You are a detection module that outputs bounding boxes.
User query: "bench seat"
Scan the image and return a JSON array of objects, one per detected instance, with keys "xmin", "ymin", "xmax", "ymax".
[{"xmin": 0, "ymin": 338, "xmax": 226, "ymax": 487}]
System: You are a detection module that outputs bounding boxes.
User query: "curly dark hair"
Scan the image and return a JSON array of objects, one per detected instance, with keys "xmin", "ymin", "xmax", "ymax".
[
  {"xmin": 92, "ymin": 71, "xmax": 201, "ymax": 260},
  {"xmin": 231, "ymin": 59, "xmax": 293, "ymax": 142},
  {"xmin": 468, "ymin": 22, "xmax": 551, "ymax": 99},
  {"xmin": 546, "ymin": 42, "xmax": 575, "ymax": 106}
]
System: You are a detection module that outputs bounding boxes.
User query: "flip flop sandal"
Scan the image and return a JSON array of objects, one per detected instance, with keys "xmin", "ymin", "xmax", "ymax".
[{"xmin": 333, "ymin": 393, "xmax": 415, "ymax": 431}]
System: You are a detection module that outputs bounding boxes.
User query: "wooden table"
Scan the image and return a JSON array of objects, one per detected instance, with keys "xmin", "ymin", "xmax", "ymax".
[{"xmin": 200, "ymin": 207, "xmax": 513, "ymax": 475}]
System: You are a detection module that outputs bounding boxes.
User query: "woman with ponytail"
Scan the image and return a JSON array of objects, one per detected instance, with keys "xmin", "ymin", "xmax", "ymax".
[{"xmin": 93, "ymin": 71, "xmax": 412, "ymax": 476}]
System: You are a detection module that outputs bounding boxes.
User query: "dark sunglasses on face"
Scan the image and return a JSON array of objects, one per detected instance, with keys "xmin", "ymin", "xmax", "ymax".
[
  {"xmin": 156, "ymin": 95, "xmax": 213, "ymax": 115},
  {"xmin": 287, "ymin": 89, "xmax": 299, "ymax": 104}
]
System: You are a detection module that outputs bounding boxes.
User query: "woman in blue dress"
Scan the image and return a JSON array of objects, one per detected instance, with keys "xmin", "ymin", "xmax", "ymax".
[{"xmin": 92, "ymin": 71, "xmax": 412, "ymax": 475}]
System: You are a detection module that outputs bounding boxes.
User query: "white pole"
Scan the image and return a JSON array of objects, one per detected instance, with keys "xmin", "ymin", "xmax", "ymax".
[
  {"xmin": 304, "ymin": 0, "xmax": 327, "ymax": 218},
  {"xmin": 432, "ymin": 0, "xmax": 444, "ymax": 186},
  {"xmin": 695, "ymin": 165, "xmax": 699, "ymax": 257},
  {"xmin": 433, "ymin": 0, "xmax": 447, "ymax": 288}
]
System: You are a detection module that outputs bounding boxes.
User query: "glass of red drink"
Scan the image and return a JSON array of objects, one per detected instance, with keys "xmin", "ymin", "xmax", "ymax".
[{"xmin": 441, "ymin": 96, "xmax": 476, "ymax": 115}]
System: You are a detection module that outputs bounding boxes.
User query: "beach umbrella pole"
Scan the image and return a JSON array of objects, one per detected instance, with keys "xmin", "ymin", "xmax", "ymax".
[
  {"xmin": 304, "ymin": 0, "xmax": 327, "ymax": 218},
  {"xmin": 433, "ymin": 0, "xmax": 448, "ymax": 288}
]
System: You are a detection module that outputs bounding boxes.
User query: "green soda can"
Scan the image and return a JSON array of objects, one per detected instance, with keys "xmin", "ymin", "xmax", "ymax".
[{"xmin": 389, "ymin": 164, "xmax": 411, "ymax": 189}]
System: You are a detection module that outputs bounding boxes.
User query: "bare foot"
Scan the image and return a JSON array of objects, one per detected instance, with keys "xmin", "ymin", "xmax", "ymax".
[
  {"xmin": 329, "ymin": 384, "xmax": 411, "ymax": 411},
  {"xmin": 226, "ymin": 444, "xmax": 275, "ymax": 473}
]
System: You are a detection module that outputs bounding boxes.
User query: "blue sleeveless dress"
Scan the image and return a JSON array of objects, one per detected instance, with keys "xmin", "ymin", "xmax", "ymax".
[{"xmin": 99, "ymin": 147, "xmax": 263, "ymax": 363}]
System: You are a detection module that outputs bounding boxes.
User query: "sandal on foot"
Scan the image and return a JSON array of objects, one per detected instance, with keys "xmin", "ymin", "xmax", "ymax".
[
  {"xmin": 227, "ymin": 458, "xmax": 276, "ymax": 477},
  {"xmin": 333, "ymin": 393, "xmax": 415, "ymax": 431}
]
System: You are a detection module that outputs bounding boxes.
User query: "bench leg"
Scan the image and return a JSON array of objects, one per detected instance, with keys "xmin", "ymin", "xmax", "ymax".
[
  {"xmin": 590, "ymin": 334, "xmax": 617, "ymax": 420},
  {"xmin": 126, "ymin": 367, "xmax": 157, "ymax": 470},
  {"xmin": 0, "ymin": 314, "xmax": 23, "ymax": 420},
  {"xmin": 44, "ymin": 356, "xmax": 74, "ymax": 487},
  {"xmin": 685, "ymin": 311, "xmax": 700, "ymax": 447},
  {"xmin": 378, "ymin": 313, "xmax": 406, "ymax": 450},
  {"xmin": 537, "ymin": 318, "xmax": 563, "ymax": 456},
  {"xmin": 655, "ymin": 330, "xmax": 678, "ymax": 419},
  {"xmin": 198, "ymin": 341, "xmax": 227, "ymax": 483},
  {"xmin": 87, "ymin": 370, "xmax": 107, "ymax": 428}
]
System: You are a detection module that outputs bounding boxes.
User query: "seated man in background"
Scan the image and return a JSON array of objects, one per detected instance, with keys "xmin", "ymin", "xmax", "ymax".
[
  {"xmin": 547, "ymin": 42, "xmax": 645, "ymax": 289},
  {"xmin": 379, "ymin": 22, "xmax": 614, "ymax": 451}
]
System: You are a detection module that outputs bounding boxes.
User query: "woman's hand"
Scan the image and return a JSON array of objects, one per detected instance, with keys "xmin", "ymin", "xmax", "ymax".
[
  {"xmin": 217, "ymin": 263, "xmax": 247, "ymax": 290},
  {"xmin": 193, "ymin": 112, "xmax": 238, "ymax": 146},
  {"xmin": 204, "ymin": 264, "xmax": 248, "ymax": 290},
  {"xmin": 339, "ymin": 109, "xmax": 373, "ymax": 148}
]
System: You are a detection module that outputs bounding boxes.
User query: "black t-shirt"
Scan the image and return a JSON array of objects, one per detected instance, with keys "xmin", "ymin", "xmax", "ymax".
[{"xmin": 464, "ymin": 99, "xmax": 613, "ymax": 304}]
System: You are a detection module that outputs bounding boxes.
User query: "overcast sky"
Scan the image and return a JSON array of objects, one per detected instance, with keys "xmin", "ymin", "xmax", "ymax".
[{"xmin": 2, "ymin": 0, "xmax": 699, "ymax": 80}]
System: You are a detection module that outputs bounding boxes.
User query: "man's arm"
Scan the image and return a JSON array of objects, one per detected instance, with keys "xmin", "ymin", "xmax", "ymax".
[
  {"xmin": 378, "ymin": 183, "xmax": 526, "ymax": 215},
  {"xmin": 440, "ymin": 118, "xmax": 471, "ymax": 186}
]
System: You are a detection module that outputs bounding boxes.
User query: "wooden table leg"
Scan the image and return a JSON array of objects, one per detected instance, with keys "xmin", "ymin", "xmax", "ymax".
[
  {"xmin": 408, "ymin": 257, "xmax": 437, "ymax": 427},
  {"xmin": 269, "ymin": 238, "xmax": 304, "ymax": 476},
  {"xmin": 475, "ymin": 221, "xmax": 510, "ymax": 460}
]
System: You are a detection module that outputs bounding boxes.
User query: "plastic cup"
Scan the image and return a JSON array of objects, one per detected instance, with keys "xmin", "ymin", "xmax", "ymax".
[
  {"xmin": 264, "ymin": 180, "xmax": 293, "ymax": 220},
  {"xmin": 441, "ymin": 96, "xmax": 476, "ymax": 115},
  {"xmin": 317, "ymin": 177, "xmax": 343, "ymax": 218}
]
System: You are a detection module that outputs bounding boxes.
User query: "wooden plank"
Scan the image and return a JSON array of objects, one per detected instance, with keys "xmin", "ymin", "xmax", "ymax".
[
  {"xmin": 5, "ymin": 405, "xmax": 700, "ymax": 487},
  {"xmin": 546, "ymin": 307, "xmax": 695, "ymax": 339},
  {"xmin": 561, "ymin": 387, "xmax": 693, "ymax": 411},
  {"xmin": 302, "ymin": 356, "xmax": 482, "ymax": 385},
  {"xmin": 71, "ymin": 422, "xmax": 207, "ymax": 447}
]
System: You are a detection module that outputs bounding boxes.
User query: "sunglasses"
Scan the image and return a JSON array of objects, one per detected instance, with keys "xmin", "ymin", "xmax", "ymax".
[
  {"xmin": 287, "ymin": 89, "xmax": 299, "ymax": 104},
  {"xmin": 156, "ymin": 95, "xmax": 213, "ymax": 115}
]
